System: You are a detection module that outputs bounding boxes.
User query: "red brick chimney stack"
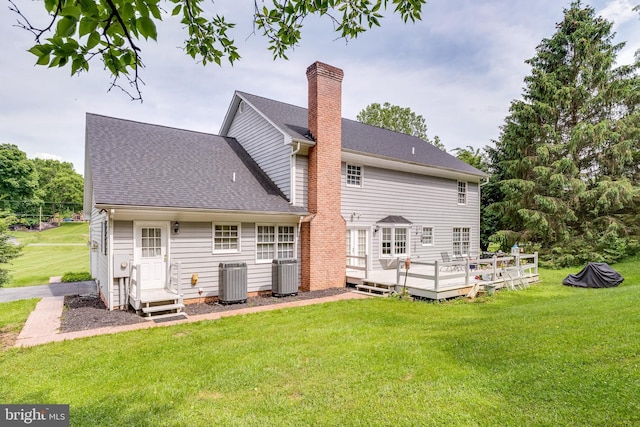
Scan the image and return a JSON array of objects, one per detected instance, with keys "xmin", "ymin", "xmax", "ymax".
[{"xmin": 301, "ymin": 61, "xmax": 346, "ymax": 291}]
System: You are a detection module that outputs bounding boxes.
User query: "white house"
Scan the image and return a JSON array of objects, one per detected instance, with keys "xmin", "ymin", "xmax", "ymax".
[{"xmin": 84, "ymin": 61, "xmax": 486, "ymax": 314}]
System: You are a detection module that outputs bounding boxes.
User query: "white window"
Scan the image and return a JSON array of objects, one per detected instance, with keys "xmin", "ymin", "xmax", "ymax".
[
  {"xmin": 380, "ymin": 227, "xmax": 409, "ymax": 257},
  {"xmin": 421, "ymin": 227, "xmax": 433, "ymax": 246},
  {"xmin": 346, "ymin": 164, "xmax": 363, "ymax": 187},
  {"xmin": 277, "ymin": 226, "xmax": 295, "ymax": 259},
  {"xmin": 458, "ymin": 181, "xmax": 467, "ymax": 205},
  {"xmin": 256, "ymin": 224, "xmax": 296, "ymax": 262},
  {"xmin": 213, "ymin": 224, "xmax": 240, "ymax": 253},
  {"xmin": 453, "ymin": 227, "xmax": 470, "ymax": 256},
  {"xmin": 141, "ymin": 227, "xmax": 162, "ymax": 258}
]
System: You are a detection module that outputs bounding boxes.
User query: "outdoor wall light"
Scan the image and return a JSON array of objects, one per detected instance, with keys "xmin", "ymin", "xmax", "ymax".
[
  {"xmin": 173, "ymin": 221, "xmax": 180, "ymax": 234},
  {"xmin": 373, "ymin": 225, "xmax": 380, "ymax": 235}
]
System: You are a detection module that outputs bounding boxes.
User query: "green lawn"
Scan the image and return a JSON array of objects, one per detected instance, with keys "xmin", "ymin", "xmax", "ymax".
[
  {"xmin": 5, "ymin": 222, "xmax": 89, "ymax": 287},
  {"xmin": 0, "ymin": 299, "xmax": 39, "ymax": 350},
  {"xmin": 0, "ymin": 259, "xmax": 638, "ymax": 426}
]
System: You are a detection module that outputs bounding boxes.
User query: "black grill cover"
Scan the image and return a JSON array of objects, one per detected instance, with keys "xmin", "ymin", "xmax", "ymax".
[{"xmin": 562, "ymin": 262, "xmax": 624, "ymax": 288}]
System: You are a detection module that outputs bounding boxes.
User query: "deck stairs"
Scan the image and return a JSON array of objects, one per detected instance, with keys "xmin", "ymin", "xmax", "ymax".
[{"xmin": 354, "ymin": 281, "xmax": 394, "ymax": 297}]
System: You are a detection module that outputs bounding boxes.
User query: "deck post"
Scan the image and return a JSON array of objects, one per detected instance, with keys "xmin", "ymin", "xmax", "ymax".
[
  {"xmin": 396, "ymin": 260, "xmax": 401, "ymax": 287},
  {"xmin": 492, "ymin": 256, "xmax": 497, "ymax": 281},
  {"xmin": 534, "ymin": 252, "xmax": 538, "ymax": 275},
  {"xmin": 434, "ymin": 260, "xmax": 439, "ymax": 291},
  {"xmin": 465, "ymin": 258, "xmax": 469, "ymax": 287}
]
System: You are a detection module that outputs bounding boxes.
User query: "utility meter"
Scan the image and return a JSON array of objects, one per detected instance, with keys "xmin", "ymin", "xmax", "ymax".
[{"xmin": 113, "ymin": 254, "xmax": 131, "ymax": 278}]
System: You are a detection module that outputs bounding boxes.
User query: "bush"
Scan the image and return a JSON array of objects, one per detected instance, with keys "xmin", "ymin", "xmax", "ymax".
[{"xmin": 61, "ymin": 272, "xmax": 93, "ymax": 282}]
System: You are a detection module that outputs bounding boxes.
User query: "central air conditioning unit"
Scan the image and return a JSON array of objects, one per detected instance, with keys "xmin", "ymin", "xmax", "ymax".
[
  {"xmin": 218, "ymin": 262, "xmax": 247, "ymax": 304},
  {"xmin": 272, "ymin": 259, "xmax": 299, "ymax": 297}
]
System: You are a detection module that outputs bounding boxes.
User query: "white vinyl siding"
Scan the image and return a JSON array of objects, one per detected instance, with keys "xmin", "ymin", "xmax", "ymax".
[
  {"xmin": 226, "ymin": 100, "xmax": 292, "ymax": 200},
  {"xmin": 169, "ymin": 221, "xmax": 300, "ymax": 300},
  {"xmin": 111, "ymin": 221, "xmax": 134, "ymax": 309},
  {"xmin": 294, "ymin": 155, "xmax": 308, "ymax": 207},
  {"xmin": 341, "ymin": 163, "xmax": 480, "ymax": 270}
]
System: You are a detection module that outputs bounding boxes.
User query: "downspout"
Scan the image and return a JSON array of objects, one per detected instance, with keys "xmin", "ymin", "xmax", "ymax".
[{"xmin": 108, "ymin": 209, "xmax": 114, "ymax": 311}]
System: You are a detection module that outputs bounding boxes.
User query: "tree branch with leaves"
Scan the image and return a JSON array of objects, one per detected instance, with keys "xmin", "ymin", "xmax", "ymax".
[{"xmin": 9, "ymin": 0, "xmax": 425, "ymax": 101}]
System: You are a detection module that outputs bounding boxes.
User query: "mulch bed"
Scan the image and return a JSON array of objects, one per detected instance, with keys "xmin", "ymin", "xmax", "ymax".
[{"xmin": 60, "ymin": 287, "xmax": 352, "ymax": 333}]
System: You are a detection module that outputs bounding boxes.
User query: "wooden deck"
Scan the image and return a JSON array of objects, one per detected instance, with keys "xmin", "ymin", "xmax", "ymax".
[{"xmin": 347, "ymin": 253, "xmax": 539, "ymax": 300}]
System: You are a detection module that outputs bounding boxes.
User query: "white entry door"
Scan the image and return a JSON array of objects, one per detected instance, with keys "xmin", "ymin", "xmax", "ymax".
[
  {"xmin": 135, "ymin": 222, "xmax": 168, "ymax": 290},
  {"xmin": 347, "ymin": 229, "xmax": 367, "ymax": 269}
]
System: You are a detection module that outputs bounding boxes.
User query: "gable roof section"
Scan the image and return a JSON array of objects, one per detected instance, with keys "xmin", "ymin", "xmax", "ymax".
[
  {"xmin": 85, "ymin": 113, "xmax": 305, "ymax": 214},
  {"xmin": 234, "ymin": 91, "xmax": 487, "ymax": 178}
]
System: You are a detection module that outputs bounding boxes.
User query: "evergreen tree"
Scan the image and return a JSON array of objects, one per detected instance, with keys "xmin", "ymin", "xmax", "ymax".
[{"xmin": 489, "ymin": 1, "xmax": 640, "ymax": 266}]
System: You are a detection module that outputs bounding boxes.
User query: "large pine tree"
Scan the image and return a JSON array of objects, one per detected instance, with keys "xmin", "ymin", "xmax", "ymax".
[{"xmin": 488, "ymin": 1, "xmax": 640, "ymax": 266}]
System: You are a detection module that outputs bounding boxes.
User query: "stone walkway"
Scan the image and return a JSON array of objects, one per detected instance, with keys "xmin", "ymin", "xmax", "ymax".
[{"xmin": 15, "ymin": 291, "xmax": 368, "ymax": 348}]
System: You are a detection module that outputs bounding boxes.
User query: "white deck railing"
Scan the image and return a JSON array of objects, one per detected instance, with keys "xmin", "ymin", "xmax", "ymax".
[
  {"xmin": 129, "ymin": 260, "xmax": 183, "ymax": 304},
  {"xmin": 346, "ymin": 254, "xmax": 368, "ymax": 271},
  {"xmin": 395, "ymin": 253, "xmax": 539, "ymax": 291}
]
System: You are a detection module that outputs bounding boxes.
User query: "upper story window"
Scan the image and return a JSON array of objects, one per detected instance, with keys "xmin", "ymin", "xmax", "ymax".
[
  {"xmin": 457, "ymin": 181, "xmax": 467, "ymax": 205},
  {"xmin": 421, "ymin": 227, "xmax": 433, "ymax": 246},
  {"xmin": 346, "ymin": 164, "xmax": 363, "ymax": 187},
  {"xmin": 213, "ymin": 224, "xmax": 240, "ymax": 253}
]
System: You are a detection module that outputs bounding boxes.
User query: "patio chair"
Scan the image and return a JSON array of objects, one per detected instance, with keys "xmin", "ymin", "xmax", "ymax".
[
  {"xmin": 503, "ymin": 266, "xmax": 527, "ymax": 290},
  {"xmin": 441, "ymin": 251, "xmax": 464, "ymax": 271}
]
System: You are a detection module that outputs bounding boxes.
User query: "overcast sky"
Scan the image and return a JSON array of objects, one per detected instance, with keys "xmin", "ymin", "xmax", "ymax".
[{"xmin": 1, "ymin": 0, "xmax": 638, "ymax": 175}]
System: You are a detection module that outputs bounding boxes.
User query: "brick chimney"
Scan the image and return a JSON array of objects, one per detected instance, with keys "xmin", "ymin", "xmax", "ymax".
[{"xmin": 301, "ymin": 61, "xmax": 346, "ymax": 291}]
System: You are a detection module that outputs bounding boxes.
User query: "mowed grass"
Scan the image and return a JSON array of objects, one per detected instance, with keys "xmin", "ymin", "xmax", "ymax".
[
  {"xmin": 5, "ymin": 222, "xmax": 89, "ymax": 287},
  {"xmin": 0, "ymin": 299, "xmax": 39, "ymax": 350},
  {"xmin": 0, "ymin": 258, "xmax": 639, "ymax": 426}
]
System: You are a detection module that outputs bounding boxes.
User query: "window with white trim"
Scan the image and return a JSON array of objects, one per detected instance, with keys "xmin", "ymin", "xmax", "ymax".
[
  {"xmin": 380, "ymin": 227, "xmax": 409, "ymax": 257},
  {"xmin": 453, "ymin": 227, "xmax": 470, "ymax": 256},
  {"xmin": 457, "ymin": 181, "xmax": 467, "ymax": 205},
  {"xmin": 346, "ymin": 164, "xmax": 363, "ymax": 187},
  {"xmin": 277, "ymin": 226, "xmax": 295, "ymax": 259},
  {"xmin": 256, "ymin": 225, "xmax": 296, "ymax": 262},
  {"xmin": 421, "ymin": 227, "xmax": 433, "ymax": 246},
  {"xmin": 141, "ymin": 227, "xmax": 162, "ymax": 257},
  {"xmin": 213, "ymin": 224, "xmax": 240, "ymax": 253}
]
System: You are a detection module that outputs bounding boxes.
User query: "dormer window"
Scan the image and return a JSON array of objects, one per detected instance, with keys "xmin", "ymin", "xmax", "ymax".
[{"xmin": 346, "ymin": 164, "xmax": 363, "ymax": 187}]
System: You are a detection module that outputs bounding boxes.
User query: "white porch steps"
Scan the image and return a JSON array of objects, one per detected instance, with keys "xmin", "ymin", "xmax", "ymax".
[
  {"xmin": 354, "ymin": 282, "xmax": 394, "ymax": 297},
  {"xmin": 135, "ymin": 289, "xmax": 186, "ymax": 320}
]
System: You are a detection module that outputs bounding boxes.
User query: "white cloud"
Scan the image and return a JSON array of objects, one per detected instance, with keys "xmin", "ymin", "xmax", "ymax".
[
  {"xmin": 599, "ymin": 0, "xmax": 638, "ymax": 28},
  {"xmin": 0, "ymin": 0, "xmax": 637, "ymax": 171}
]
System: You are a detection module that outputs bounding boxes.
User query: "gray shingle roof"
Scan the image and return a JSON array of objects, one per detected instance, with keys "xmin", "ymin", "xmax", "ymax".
[
  {"xmin": 86, "ymin": 113, "xmax": 306, "ymax": 213},
  {"xmin": 238, "ymin": 91, "xmax": 487, "ymax": 178}
]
